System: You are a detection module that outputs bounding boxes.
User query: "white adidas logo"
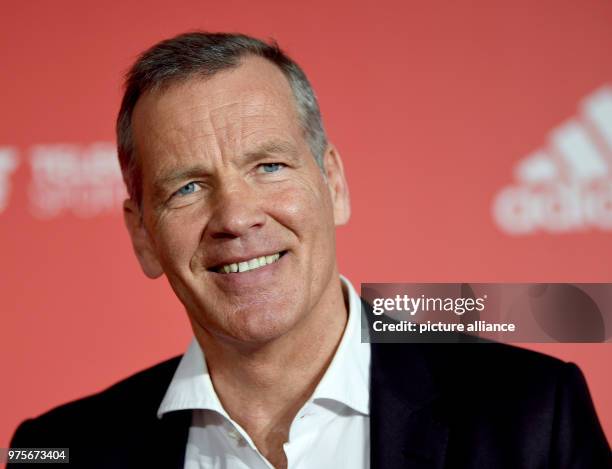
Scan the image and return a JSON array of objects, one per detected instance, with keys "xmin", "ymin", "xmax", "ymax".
[{"xmin": 492, "ymin": 85, "xmax": 612, "ymax": 235}]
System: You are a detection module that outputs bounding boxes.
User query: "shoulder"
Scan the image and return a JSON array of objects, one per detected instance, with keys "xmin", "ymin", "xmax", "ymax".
[
  {"xmin": 424, "ymin": 340, "xmax": 567, "ymax": 384},
  {"xmin": 409, "ymin": 341, "xmax": 577, "ymax": 401},
  {"xmin": 372, "ymin": 342, "xmax": 610, "ymax": 465},
  {"xmin": 10, "ymin": 355, "xmax": 182, "ymax": 447},
  {"xmin": 372, "ymin": 340, "xmax": 594, "ymax": 424},
  {"xmin": 426, "ymin": 342, "xmax": 611, "ymax": 465},
  {"xmin": 374, "ymin": 338, "xmax": 568, "ymax": 380}
]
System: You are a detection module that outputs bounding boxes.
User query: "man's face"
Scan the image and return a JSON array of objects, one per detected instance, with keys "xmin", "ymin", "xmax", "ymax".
[{"xmin": 126, "ymin": 56, "xmax": 350, "ymax": 345}]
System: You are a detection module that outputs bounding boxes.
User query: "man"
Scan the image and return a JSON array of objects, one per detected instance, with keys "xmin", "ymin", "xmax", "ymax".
[{"xmin": 9, "ymin": 32, "xmax": 611, "ymax": 468}]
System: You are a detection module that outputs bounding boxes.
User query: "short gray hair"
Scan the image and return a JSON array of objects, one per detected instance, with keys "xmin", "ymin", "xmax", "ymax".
[{"xmin": 116, "ymin": 31, "xmax": 328, "ymax": 205}]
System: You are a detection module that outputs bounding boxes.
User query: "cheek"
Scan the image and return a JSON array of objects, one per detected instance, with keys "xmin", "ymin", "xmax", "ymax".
[
  {"xmin": 267, "ymin": 175, "xmax": 335, "ymax": 239},
  {"xmin": 153, "ymin": 211, "xmax": 207, "ymax": 271}
]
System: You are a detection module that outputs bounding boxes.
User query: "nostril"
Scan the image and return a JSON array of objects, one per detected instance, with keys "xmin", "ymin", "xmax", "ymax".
[
  {"xmin": 210, "ymin": 231, "xmax": 241, "ymax": 240},
  {"xmin": 206, "ymin": 201, "xmax": 267, "ymax": 239}
]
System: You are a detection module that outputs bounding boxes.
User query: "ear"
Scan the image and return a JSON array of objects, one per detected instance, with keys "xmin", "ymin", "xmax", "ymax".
[
  {"xmin": 322, "ymin": 144, "xmax": 351, "ymax": 226},
  {"xmin": 123, "ymin": 199, "xmax": 164, "ymax": 279}
]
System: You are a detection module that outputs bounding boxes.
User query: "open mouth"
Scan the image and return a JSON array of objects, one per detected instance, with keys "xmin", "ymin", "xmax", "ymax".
[{"xmin": 211, "ymin": 251, "xmax": 288, "ymax": 274}]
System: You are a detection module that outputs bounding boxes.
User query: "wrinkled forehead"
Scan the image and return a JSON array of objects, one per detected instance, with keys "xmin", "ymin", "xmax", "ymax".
[{"xmin": 131, "ymin": 56, "xmax": 303, "ymax": 150}]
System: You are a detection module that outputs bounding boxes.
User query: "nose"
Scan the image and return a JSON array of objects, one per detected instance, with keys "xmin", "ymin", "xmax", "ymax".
[{"xmin": 206, "ymin": 179, "xmax": 266, "ymax": 239}]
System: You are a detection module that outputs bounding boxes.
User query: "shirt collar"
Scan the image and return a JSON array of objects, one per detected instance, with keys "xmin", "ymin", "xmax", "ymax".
[
  {"xmin": 157, "ymin": 275, "xmax": 370, "ymax": 419},
  {"xmin": 157, "ymin": 335, "xmax": 226, "ymax": 419}
]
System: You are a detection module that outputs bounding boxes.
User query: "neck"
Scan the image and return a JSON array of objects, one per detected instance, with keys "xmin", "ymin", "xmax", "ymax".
[{"xmin": 191, "ymin": 274, "xmax": 348, "ymax": 464}]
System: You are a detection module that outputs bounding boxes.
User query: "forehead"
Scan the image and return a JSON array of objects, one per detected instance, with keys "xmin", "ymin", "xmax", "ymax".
[{"xmin": 131, "ymin": 55, "xmax": 301, "ymax": 152}]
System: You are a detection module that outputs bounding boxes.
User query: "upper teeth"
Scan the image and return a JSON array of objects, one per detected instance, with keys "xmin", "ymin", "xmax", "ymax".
[{"xmin": 219, "ymin": 252, "xmax": 281, "ymax": 273}]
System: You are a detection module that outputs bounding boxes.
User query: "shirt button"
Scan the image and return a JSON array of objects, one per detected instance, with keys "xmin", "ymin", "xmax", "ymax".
[{"xmin": 228, "ymin": 428, "xmax": 241, "ymax": 441}]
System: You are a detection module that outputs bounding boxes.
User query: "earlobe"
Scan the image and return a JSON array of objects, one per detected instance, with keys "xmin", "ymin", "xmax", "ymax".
[
  {"xmin": 323, "ymin": 145, "xmax": 351, "ymax": 226},
  {"xmin": 123, "ymin": 199, "xmax": 164, "ymax": 279}
]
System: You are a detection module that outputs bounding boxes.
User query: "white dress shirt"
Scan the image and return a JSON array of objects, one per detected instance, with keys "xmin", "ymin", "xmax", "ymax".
[{"xmin": 157, "ymin": 276, "xmax": 371, "ymax": 469}]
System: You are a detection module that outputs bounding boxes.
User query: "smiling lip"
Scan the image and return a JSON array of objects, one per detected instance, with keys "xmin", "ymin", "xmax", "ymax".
[
  {"xmin": 208, "ymin": 250, "xmax": 288, "ymax": 290},
  {"xmin": 209, "ymin": 251, "xmax": 287, "ymax": 273}
]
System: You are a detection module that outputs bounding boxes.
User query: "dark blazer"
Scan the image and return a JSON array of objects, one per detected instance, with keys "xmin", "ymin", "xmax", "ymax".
[{"xmin": 8, "ymin": 341, "xmax": 611, "ymax": 468}]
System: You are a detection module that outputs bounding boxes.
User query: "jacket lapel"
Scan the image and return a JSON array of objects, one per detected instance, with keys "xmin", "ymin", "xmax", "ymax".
[{"xmin": 370, "ymin": 341, "xmax": 449, "ymax": 469}]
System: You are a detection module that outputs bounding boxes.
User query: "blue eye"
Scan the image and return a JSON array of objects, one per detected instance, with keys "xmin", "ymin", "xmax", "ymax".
[
  {"xmin": 261, "ymin": 163, "xmax": 284, "ymax": 173},
  {"xmin": 176, "ymin": 182, "xmax": 200, "ymax": 196}
]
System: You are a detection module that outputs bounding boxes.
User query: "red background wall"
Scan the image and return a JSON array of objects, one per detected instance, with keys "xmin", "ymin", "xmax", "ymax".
[{"xmin": 1, "ymin": 0, "xmax": 611, "ymax": 455}]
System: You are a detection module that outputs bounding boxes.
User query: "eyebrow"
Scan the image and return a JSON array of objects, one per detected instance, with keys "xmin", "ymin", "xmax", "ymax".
[{"xmin": 243, "ymin": 139, "xmax": 300, "ymax": 163}]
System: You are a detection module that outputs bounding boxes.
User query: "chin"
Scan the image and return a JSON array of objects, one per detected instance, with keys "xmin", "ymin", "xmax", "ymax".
[{"xmin": 222, "ymin": 302, "xmax": 303, "ymax": 345}]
